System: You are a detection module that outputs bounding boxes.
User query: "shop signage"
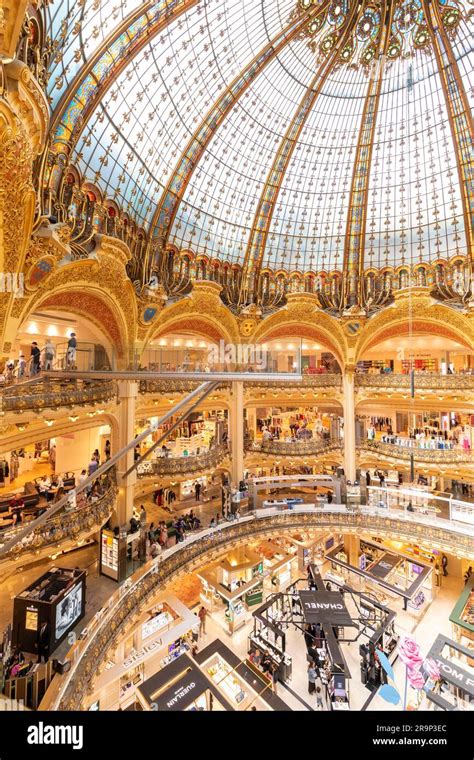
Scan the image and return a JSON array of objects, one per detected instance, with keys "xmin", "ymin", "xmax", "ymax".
[
  {"xmin": 370, "ymin": 553, "xmax": 400, "ymax": 579},
  {"xmin": 299, "ymin": 591, "xmax": 353, "ymax": 626},
  {"xmin": 434, "ymin": 657, "xmax": 474, "ymax": 696},
  {"xmin": 123, "ymin": 639, "xmax": 163, "ymax": 668},
  {"xmin": 152, "ymin": 668, "xmax": 211, "ymax": 711}
]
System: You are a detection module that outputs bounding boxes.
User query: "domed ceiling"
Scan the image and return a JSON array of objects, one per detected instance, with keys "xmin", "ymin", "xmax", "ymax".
[{"xmin": 47, "ymin": 0, "xmax": 472, "ymax": 275}]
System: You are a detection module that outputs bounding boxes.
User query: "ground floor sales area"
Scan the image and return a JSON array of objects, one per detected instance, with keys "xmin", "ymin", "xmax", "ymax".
[{"xmin": 69, "ymin": 530, "xmax": 472, "ymax": 714}]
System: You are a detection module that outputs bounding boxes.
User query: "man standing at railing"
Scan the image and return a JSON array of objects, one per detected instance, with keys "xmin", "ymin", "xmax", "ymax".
[
  {"xmin": 43, "ymin": 339, "xmax": 56, "ymax": 371},
  {"xmin": 30, "ymin": 341, "xmax": 41, "ymax": 376},
  {"xmin": 66, "ymin": 333, "xmax": 77, "ymax": 369}
]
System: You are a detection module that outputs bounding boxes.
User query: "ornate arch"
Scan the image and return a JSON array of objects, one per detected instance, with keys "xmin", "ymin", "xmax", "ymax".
[
  {"xmin": 355, "ymin": 296, "xmax": 474, "ymax": 361},
  {"xmin": 252, "ymin": 295, "xmax": 348, "ymax": 367}
]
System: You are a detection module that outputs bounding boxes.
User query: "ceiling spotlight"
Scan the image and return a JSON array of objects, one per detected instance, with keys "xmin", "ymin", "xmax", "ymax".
[
  {"xmin": 69, "ymin": 415, "xmax": 79, "ymax": 422},
  {"xmin": 44, "ymin": 419, "xmax": 54, "ymax": 427}
]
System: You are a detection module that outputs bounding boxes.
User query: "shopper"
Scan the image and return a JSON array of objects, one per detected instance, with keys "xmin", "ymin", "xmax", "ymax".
[
  {"xmin": 307, "ymin": 662, "xmax": 318, "ymax": 694},
  {"xmin": 30, "ymin": 341, "xmax": 41, "ymax": 375},
  {"xmin": 43, "ymin": 340, "xmax": 56, "ymax": 371},
  {"xmin": 271, "ymin": 663, "xmax": 279, "ymax": 694},
  {"xmin": 9, "ymin": 494, "xmax": 24, "ymax": 524},
  {"xmin": 315, "ymin": 686, "xmax": 324, "ymax": 710},
  {"xmin": 194, "ymin": 480, "xmax": 201, "ymax": 501},
  {"xmin": 104, "ymin": 439, "xmax": 111, "ymax": 460},
  {"xmin": 88, "ymin": 455, "xmax": 99, "ymax": 477},
  {"xmin": 198, "ymin": 606, "xmax": 207, "ymax": 636},
  {"xmin": 17, "ymin": 352, "xmax": 27, "ymax": 378},
  {"xmin": 66, "ymin": 332, "xmax": 77, "ymax": 369},
  {"xmin": 441, "ymin": 554, "xmax": 448, "ymax": 577}
]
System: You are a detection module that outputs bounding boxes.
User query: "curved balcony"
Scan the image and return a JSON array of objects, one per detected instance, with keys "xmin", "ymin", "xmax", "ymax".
[
  {"xmin": 245, "ymin": 438, "xmax": 341, "ymax": 457},
  {"xmin": 41, "ymin": 503, "xmax": 473, "ymax": 711},
  {"xmin": 358, "ymin": 440, "xmax": 473, "ymax": 464},
  {"xmin": 0, "ymin": 378, "xmax": 117, "ymax": 413},
  {"xmin": 0, "ymin": 471, "xmax": 117, "ymax": 565},
  {"xmin": 246, "ymin": 373, "xmax": 342, "ymax": 390},
  {"xmin": 136, "ymin": 445, "xmax": 229, "ymax": 478},
  {"xmin": 138, "ymin": 378, "xmax": 216, "ymax": 395},
  {"xmin": 355, "ymin": 373, "xmax": 474, "ymax": 391}
]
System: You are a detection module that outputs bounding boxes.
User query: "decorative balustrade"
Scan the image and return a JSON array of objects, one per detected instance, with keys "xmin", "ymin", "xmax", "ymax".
[
  {"xmin": 358, "ymin": 440, "xmax": 473, "ymax": 463},
  {"xmin": 245, "ymin": 438, "xmax": 341, "ymax": 457},
  {"xmin": 355, "ymin": 373, "xmax": 474, "ymax": 391},
  {"xmin": 136, "ymin": 445, "xmax": 229, "ymax": 477},
  {"xmin": 0, "ymin": 471, "xmax": 117, "ymax": 561},
  {"xmin": 0, "ymin": 379, "xmax": 117, "ymax": 413},
  {"xmin": 41, "ymin": 503, "xmax": 473, "ymax": 711},
  {"xmin": 245, "ymin": 373, "xmax": 343, "ymax": 390},
  {"xmin": 138, "ymin": 379, "xmax": 216, "ymax": 395},
  {"xmin": 138, "ymin": 373, "xmax": 342, "ymax": 396}
]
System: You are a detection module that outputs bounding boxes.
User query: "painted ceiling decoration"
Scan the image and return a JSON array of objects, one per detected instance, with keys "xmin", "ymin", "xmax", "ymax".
[{"xmin": 40, "ymin": 0, "xmax": 472, "ymax": 281}]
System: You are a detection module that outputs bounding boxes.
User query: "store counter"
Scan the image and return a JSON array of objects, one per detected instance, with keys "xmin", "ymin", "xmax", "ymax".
[
  {"xmin": 195, "ymin": 639, "xmax": 291, "ymax": 711},
  {"xmin": 12, "ymin": 567, "xmax": 86, "ymax": 655},
  {"xmin": 450, "ymin": 576, "xmax": 474, "ymax": 662}
]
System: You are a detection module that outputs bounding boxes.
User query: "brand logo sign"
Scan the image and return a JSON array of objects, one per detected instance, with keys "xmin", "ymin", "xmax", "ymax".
[
  {"xmin": 435, "ymin": 658, "xmax": 474, "ymax": 695},
  {"xmin": 298, "ymin": 590, "xmax": 353, "ymax": 626},
  {"xmin": 27, "ymin": 722, "xmax": 83, "ymax": 750}
]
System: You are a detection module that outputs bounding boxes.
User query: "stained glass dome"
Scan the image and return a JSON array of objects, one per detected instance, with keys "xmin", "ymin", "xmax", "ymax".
[{"xmin": 47, "ymin": 0, "xmax": 473, "ymax": 276}]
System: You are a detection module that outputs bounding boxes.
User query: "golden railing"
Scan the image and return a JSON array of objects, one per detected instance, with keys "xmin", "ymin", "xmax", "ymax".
[
  {"xmin": 0, "ymin": 379, "xmax": 117, "ymax": 413},
  {"xmin": 358, "ymin": 440, "xmax": 473, "ymax": 464},
  {"xmin": 42, "ymin": 504, "xmax": 473, "ymax": 711},
  {"xmin": 245, "ymin": 438, "xmax": 341, "ymax": 457},
  {"xmin": 0, "ymin": 470, "xmax": 117, "ymax": 561},
  {"xmin": 136, "ymin": 445, "xmax": 229, "ymax": 477},
  {"xmin": 355, "ymin": 373, "xmax": 474, "ymax": 390}
]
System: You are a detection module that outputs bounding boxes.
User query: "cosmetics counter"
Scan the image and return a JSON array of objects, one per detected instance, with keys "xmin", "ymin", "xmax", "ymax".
[
  {"xmin": 326, "ymin": 540, "xmax": 433, "ymax": 613},
  {"xmin": 86, "ymin": 595, "xmax": 199, "ymax": 710},
  {"xmin": 449, "ymin": 576, "xmax": 474, "ymax": 666}
]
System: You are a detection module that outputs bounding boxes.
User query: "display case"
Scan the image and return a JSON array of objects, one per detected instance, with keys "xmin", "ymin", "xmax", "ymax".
[
  {"xmin": 205, "ymin": 653, "xmax": 247, "ymax": 706},
  {"xmin": 12, "ymin": 568, "xmax": 86, "ymax": 655}
]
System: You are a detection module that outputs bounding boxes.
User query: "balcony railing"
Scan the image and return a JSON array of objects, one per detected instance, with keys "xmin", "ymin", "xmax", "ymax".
[
  {"xmin": 136, "ymin": 445, "xmax": 229, "ymax": 477},
  {"xmin": 245, "ymin": 438, "xmax": 341, "ymax": 457},
  {"xmin": 0, "ymin": 470, "xmax": 117, "ymax": 561},
  {"xmin": 358, "ymin": 440, "xmax": 473, "ymax": 464},
  {"xmin": 355, "ymin": 373, "xmax": 474, "ymax": 390},
  {"xmin": 41, "ymin": 502, "xmax": 473, "ymax": 711},
  {"xmin": 245, "ymin": 373, "xmax": 342, "ymax": 389},
  {"xmin": 0, "ymin": 378, "xmax": 117, "ymax": 413}
]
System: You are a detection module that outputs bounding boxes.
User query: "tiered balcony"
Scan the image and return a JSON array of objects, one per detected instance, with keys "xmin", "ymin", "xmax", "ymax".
[
  {"xmin": 0, "ymin": 378, "xmax": 117, "ymax": 413},
  {"xmin": 0, "ymin": 469, "xmax": 117, "ymax": 566},
  {"xmin": 245, "ymin": 438, "xmax": 341, "ymax": 457},
  {"xmin": 136, "ymin": 444, "xmax": 229, "ymax": 477},
  {"xmin": 358, "ymin": 439, "xmax": 473, "ymax": 464},
  {"xmin": 355, "ymin": 373, "xmax": 474, "ymax": 392}
]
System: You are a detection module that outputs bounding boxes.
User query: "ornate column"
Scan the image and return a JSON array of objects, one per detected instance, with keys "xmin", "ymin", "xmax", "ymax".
[
  {"xmin": 342, "ymin": 370, "xmax": 356, "ymax": 482},
  {"xmin": 0, "ymin": 54, "xmax": 49, "ymax": 359},
  {"xmin": 230, "ymin": 381, "xmax": 244, "ymax": 486},
  {"xmin": 0, "ymin": 1, "xmax": 29, "ymax": 59},
  {"xmin": 114, "ymin": 380, "xmax": 138, "ymax": 528},
  {"xmin": 343, "ymin": 535, "xmax": 360, "ymax": 567}
]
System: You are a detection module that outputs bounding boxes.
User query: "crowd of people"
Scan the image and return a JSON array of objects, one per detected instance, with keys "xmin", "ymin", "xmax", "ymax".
[{"xmin": 2, "ymin": 333, "xmax": 78, "ymax": 382}]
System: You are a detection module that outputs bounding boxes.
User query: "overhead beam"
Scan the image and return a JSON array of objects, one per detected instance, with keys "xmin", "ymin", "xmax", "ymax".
[
  {"xmin": 239, "ymin": 0, "xmax": 363, "ymax": 306},
  {"xmin": 421, "ymin": 2, "xmax": 473, "ymax": 263},
  {"xmin": 342, "ymin": 0, "xmax": 394, "ymax": 309},
  {"xmin": 146, "ymin": 3, "xmax": 326, "ymax": 283}
]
